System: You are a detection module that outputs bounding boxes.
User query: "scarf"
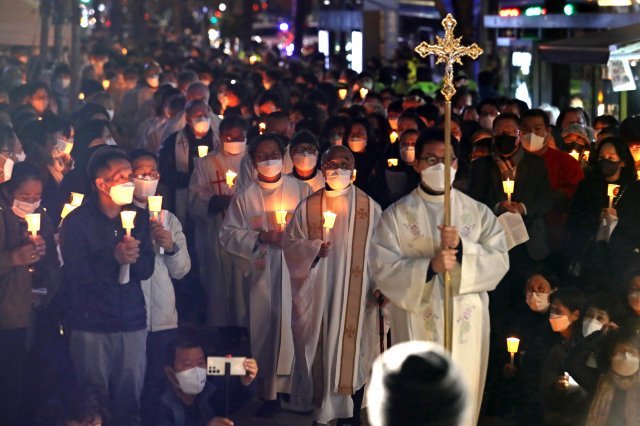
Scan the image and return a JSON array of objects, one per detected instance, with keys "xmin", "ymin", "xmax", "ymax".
[{"xmin": 586, "ymin": 371, "xmax": 640, "ymax": 426}]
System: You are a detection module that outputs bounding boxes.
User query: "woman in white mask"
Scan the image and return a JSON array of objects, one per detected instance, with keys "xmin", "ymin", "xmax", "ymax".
[
  {"xmin": 0, "ymin": 161, "xmax": 60, "ymax": 425},
  {"xmin": 343, "ymin": 117, "xmax": 380, "ymax": 194},
  {"xmin": 0, "ymin": 124, "xmax": 20, "ymax": 184},
  {"xmin": 378, "ymin": 128, "xmax": 420, "ymax": 208},
  {"xmin": 220, "ymin": 134, "xmax": 311, "ymax": 416},
  {"xmin": 586, "ymin": 329, "xmax": 640, "ymax": 426},
  {"xmin": 540, "ymin": 287, "xmax": 591, "ymax": 426},
  {"xmin": 288, "ymin": 130, "xmax": 324, "ymax": 192}
]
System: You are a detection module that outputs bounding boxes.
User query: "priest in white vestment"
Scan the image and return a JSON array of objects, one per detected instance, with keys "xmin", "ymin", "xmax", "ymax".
[
  {"xmin": 371, "ymin": 129, "xmax": 509, "ymax": 425},
  {"xmin": 189, "ymin": 116, "xmax": 249, "ymax": 328},
  {"xmin": 288, "ymin": 130, "xmax": 325, "ymax": 192},
  {"xmin": 284, "ymin": 146, "xmax": 382, "ymax": 425},
  {"xmin": 220, "ymin": 133, "xmax": 311, "ymax": 415}
]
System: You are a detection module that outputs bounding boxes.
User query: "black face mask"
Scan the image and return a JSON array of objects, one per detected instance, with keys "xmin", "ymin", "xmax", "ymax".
[
  {"xmin": 494, "ymin": 135, "xmax": 518, "ymax": 156},
  {"xmin": 598, "ymin": 158, "xmax": 621, "ymax": 178}
]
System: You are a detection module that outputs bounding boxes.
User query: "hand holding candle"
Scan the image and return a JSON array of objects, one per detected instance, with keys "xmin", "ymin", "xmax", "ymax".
[
  {"xmin": 226, "ymin": 170, "xmax": 237, "ymax": 188},
  {"xmin": 507, "ymin": 337, "xmax": 520, "ymax": 367},
  {"xmin": 118, "ymin": 210, "xmax": 137, "ymax": 284},
  {"xmin": 502, "ymin": 178, "xmax": 514, "ymax": 203}
]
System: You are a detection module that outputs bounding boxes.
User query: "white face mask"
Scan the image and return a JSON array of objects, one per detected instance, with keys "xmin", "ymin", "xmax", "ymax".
[
  {"xmin": 109, "ymin": 181, "xmax": 135, "ymax": 206},
  {"xmin": 146, "ymin": 75, "xmax": 160, "ymax": 89},
  {"xmin": 348, "ymin": 137, "xmax": 367, "ymax": 153},
  {"xmin": 60, "ymin": 77, "xmax": 71, "ymax": 89},
  {"xmin": 223, "ymin": 140, "xmax": 246, "ymax": 155},
  {"xmin": 175, "ymin": 367, "xmax": 207, "ymax": 395},
  {"xmin": 549, "ymin": 314, "xmax": 572, "ymax": 333},
  {"xmin": 521, "ymin": 132, "xmax": 546, "ymax": 152},
  {"xmin": 15, "ymin": 152, "xmax": 26, "ymax": 162},
  {"xmin": 256, "ymin": 159, "xmax": 283, "ymax": 178},
  {"xmin": 105, "ymin": 137, "xmax": 117, "ymax": 146},
  {"xmin": 192, "ymin": 117, "xmax": 211, "ymax": 134},
  {"xmin": 420, "ymin": 163, "xmax": 457, "ymax": 192},
  {"xmin": 582, "ymin": 318, "xmax": 603, "ymax": 337},
  {"xmin": 133, "ymin": 177, "xmax": 159, "ymax": 200},
  {"xmin": 526, "ymin": 291, "xmax": 550, "ymax": 313},
  {"xmin": 479, "ymin": 115, "xmax": 495, "ymax": 130},
  {"xmin": 2, "ymin": 156, "xmax": 14, "ymax": 181},
  {"xmin": 12, "ymin": 198, "xmax": 41, "ymax": 218},
  {"xmin": 293, "ymin": 153, "xmax": 317, "ymax": 172},
  {"xmin": 106, "ymin": 109, "xmax": 115, "ymax": 121},
  {"xmin": 325, "ymin": 169, "xmax": 352, "ymax": 191},
  {"xmin": 400, "ymin": 146, "xmax": 415, "ymax": 163},
  {"xmin": 611, "ymin": 352, "xmax": 640, "ymax": 377},
  {"xmin": 57, "ymin": 138, "xmax": 74, "ymax": 155}
]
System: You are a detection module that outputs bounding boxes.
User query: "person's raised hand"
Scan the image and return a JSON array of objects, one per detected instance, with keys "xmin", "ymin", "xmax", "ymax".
[
  {"xmin": 151, "ymin": 220, "xmax": 174, "ymax": 251},
  {"xmin": 114, "ymin": 236, "xmax": 140, "ymax": 265},
  {"xmin": 11, "ymin": 242, "xmax": 40, "ymax": 266}
]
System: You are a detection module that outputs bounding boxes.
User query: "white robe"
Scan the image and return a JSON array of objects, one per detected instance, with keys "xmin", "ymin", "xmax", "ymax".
[
  {"xmin": 219, "ymin": 174, "xmax": 311, "ymax": 400},
  {"xmin": 370, "ymin": 188, "xmax": 509, "ymax": 425},
  {"xmin": 236, "ymin": 145, "xmax": 294, "ymax": 190},
  {"xmin": 284, "ymin": 186, "xmax": 382, "ymax": 424},
  {"xmin": 189, "ymin": 149, "xmax": 246, "ymax": 327},
  {"xmin": 289, "ymin": 170, "xmax": 325, "ymax": 193}
]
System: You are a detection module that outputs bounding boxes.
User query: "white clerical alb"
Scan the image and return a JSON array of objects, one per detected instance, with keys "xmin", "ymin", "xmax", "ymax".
[{"xmin": 370, "ymin": 187, "xmax": 509, "ymax": 426}]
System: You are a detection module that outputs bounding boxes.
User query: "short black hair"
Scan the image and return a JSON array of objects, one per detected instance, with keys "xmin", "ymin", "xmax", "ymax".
[
  {"xmin": 477, "ymin": 99, "xmax": 500, "ymax": 114},
  {"xmin": 290, "ymin": 130, "xmax": 319, "ymax": 150},
  {"xmin": 596, "ymin": 136, "xmax": 637, "ymax": 183},
  {"xmin": 129, "ymin": 148, "xmax": 157, "ymax": 165},
  {"xmin": 505, "ymin": 99, "xmax": 529, "ymax": 116},
  {"xmin": 219, "ymin": 116, "xmax": 249, "ymax": 135},
  {"xmin": 549, "ymin": 286, "xmax": 585, "ymax": 314},
  {"xmin": 87, "ymin": 147, "xmax": 129, "ymax": 183},
  {"xmin": 557, "ymin": 107, "xmax": 590, "ymax": 128},
  {"xmin": 2, "ymin": 161, "xmax": 43, "ymax": 194},
  {"xmin": 248, "ymin": 133, "xmax": 285, "ymax": 161},
  {"xmin": 584, "ymin": 293, "xmax": 625, "ymax": 325},
  {"xmin": 520, "ymin": 108, "xmax": 550, "ymax": 129},
  {"xmin": 165, "ymin": 335, "xmax": 205, "ymax": 368},
  {"xmin": 619, "ymin": 115, "xmax": 640, "ymax": 143},
  {"xmin": 62, "ymin": 385, "xmax": 110, "ymax": 424},
  {"xmin": 597, "ymin": 328, "xmax": 640, "ymax": 372},
  {"xmin": 594, "ymin": 114, "xmax": 619, "ymax": 130},
  {"xmin": 415, "ymin": 128, "xmax": 459, "ymax": 160},
  {"xmin": 493, "ymin": 112, "xmax": 520, "ymax": 130}
]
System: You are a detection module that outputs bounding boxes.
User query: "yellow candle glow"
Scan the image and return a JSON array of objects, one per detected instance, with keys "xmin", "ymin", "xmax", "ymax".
[
  {"xmin": 70, "ymin": 192, "xmax": 84, "ymax": 206},
  {"xmin": 608, "ymin": 183, "xmax": 620, "ymax": 208},
  {"xmin": 569, "ymin": 150, "xmax": 580, "ymax": 161},
  {"xmin": 359, "ymin": 87, "xmax": 368, "ymax": 99},
  {"xmin": 323, "ymin": 211, "xmax": 337, "ymax": 229},
  {"xmin": 25, "ymin": 213, "xmax": 41, "ymax": 237},
  {"xmin": 120, "ymin": 210, "xmax": 137, "ymax": 237},
  {"xmin": 352, "ymin": 169, "xmax": 357, "ymax": 181},
  {"xmin": 121, "ymin": 47, "xmax": 128, "ymax": 55},
  {"xmin": 387, "ymin": 158, "xmax": 399, "ymax": 167},
  {"xmin": 147, "ymin": 195, "xmax": 163, "ymax": 219},
  {"xmin": 198, "ymin": 145, "xmax": 209, "ymax": 158},
  {"xmin": 259, "ymin": 122, "xmax": 266, "ymax": 135},
  {"xmin": 637, "ymin": 169, "xmax": 640, "ymax": 180},
  {"xmin": 275, "ymin": 210, "xmax": 287, "ymax": 228},
  {"xmin": 102, "ymin": 79, "xmax": 110, "ymax": 90},
  {"xmin": 60, "ymin": 204, "xmax": 75, "ymax": 220},
  {"xmin": 78, "ymin": 92, "xmax": 85, "ymax": 101},
  {"xmin": 502, "ymin": 178, "xmax": 514, "ymax": 203},
  {"xmin": 338, "ymin": 88, "xmax": 348, "ymax": 100},
  {"xmin": 507, "ymin": 337, "xmax": 520, "ymax": 367},
  {"xmin": 582, "ymin": 150, "xmax": 590, "ymax": 162},
  {"xmin": 226, "ymin": 170, "xmax": 237, "ymax": 188},
  {"xmin": 390, "ymin": 131, "xmax": 398, "ymax": 143}
]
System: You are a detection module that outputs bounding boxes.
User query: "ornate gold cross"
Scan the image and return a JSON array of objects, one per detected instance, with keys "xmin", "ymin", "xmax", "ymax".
[{"xmin": 414, "ymin": 14, "xmax": 483, "ymax": 101}]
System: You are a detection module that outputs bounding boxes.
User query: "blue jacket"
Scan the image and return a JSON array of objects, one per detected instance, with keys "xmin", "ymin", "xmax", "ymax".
[{"xmin": 59, "ymin": 195, "xmax": 154, "ymax": 332}]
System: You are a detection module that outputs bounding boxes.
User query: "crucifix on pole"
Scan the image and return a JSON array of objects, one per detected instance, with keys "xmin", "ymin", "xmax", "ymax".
[{"xmin": 414, "ymin": 14, "xmax": 483, "ymax": 353}]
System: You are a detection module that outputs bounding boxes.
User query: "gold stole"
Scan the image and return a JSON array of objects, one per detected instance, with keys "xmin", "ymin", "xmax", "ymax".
[{"xmin": 306, "ymin": 187, "xmax": 370, "ymax": 395}]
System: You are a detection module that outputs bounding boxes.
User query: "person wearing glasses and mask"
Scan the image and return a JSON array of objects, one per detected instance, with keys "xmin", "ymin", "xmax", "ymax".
[
  {"xmin": 283, "ymin": 145, "xmax": 382, "ymax": 425},
  {"xmin": 220, "ymin": 134, "xmax": 311, "ymax": 418},
  {"xmin": 370, "ymin": 128, "xmax": 509, "ymax": 426},
  {"xmin": 287, "ymin": 130, "xmax": 324, "ymax": 192},
  {"xmin": 59, "ymin": 147, "xmax": 154, "ymax": 426},
  {"xmin": 189, "ymin": 116, "xmax": 249, "ymax": 330},
  {"xmin": 129, "ymin": 149, "xmax": 191, "ymax": 426}
]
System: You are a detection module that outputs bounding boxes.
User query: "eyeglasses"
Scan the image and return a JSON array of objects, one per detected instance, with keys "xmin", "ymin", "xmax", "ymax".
[
  {"xmin": 322, "ymin": 160, "xmax": 353, "ymax": 170},
  {"xmin": 291, "ymin": 146, "xmax": 318, "ymax": 155},
  {"xmin": 418, "ymin": 155, "xmax": 457, "ymax": 166}
]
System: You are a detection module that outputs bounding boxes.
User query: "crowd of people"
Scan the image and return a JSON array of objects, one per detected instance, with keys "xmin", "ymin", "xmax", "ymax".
[{"xmin": 1, "ymin": 33, "xmax": 640, "ymax": 426}]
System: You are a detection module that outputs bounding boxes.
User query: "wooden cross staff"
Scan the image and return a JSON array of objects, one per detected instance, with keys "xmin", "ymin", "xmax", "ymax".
[{"xmin": 414, "ymin": 14, "xmax": 483, "ymax": 353}]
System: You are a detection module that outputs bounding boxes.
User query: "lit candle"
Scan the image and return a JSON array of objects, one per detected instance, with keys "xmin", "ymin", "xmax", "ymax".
[
  {"xmin": 147, "ymin": 195, "xmax": 163, "ymax": 220},
  {"xmin": 352, "ymin": 169, "xmax": 357, "ymax": 182},
  {"xmin": 569, "ymin": 150, "xmax": 580, "ymax": 161},
  {"xmin": 387, "ymin": 158, "xmax": 399, "ymax": 167},
  {"xmin": 70, "ymin": 192, "xmax": 84, "ymax": 206},
  {"xmin": 359, "ymin": 87, "xmax": 368, "ymax": 99},
  {"xmin": 25, "ymin": 213, "xmax": 41, "ymax": 238},
  {"xmin": 60, "ymin": 204, "xmax": 75, "ymax": 220},
  {"xmin": 637, "ymin": 169, "xmax": 640, "ymax": 180},
  {"xmin": 607, "ymin": 184, "xmax": 620, "ymax": 208},
  {"xmin": 102, "ymin": 79, "xmax": 110, "ymax": 90},
  {"xmin": 275, "ymin": 210, "xmax": 287, "ymax": 230},
  {"xmin": 323, "ymin": 211, "xmax": 337, "ymax": 229},
  {"xmin": 120, "ymin": 210, "xmax": 137, "ymax": 237},
  {"xmin": 507, "ymin": 337, "xmax": 520, "ymax": 367},
  {"xmin": 338, "ymin": 88, "xmax": 348, "ymax": 100},
  {"xmin": 259, "ymin": 122, "xmax": 266, "ymax": 135},
  {"xmin": 198, "ymin": 145, "xmax": 209, "ymax": 158},
  {"xmin": 121, "ymin": 47, "xmax": 128, "ymax": 55},
  {"xmin": 502, "ymin": 178, "xmax": 515, "ymax": 203},
  {"xmin": 582, "ymin": 150, "xmax": 590, "ymax": 162},
  {"xmin": 390, "ymin": 131, "xmax": 398, "ymax": 143},
  {"xmin": 226, "ymin": 170, "xmax": 237, "ymax": 188},
  {"xmin": 78, "ymin": 92, "xmax": 85, "ymax": 101}
]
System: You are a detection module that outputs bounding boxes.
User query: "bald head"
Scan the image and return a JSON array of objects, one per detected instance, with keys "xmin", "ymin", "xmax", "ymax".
[
  {"xmin": 321, "ymin": 145, "xmax": 354, "ymax": 167},
  {"xmin": 186, "ymin": 82, "xmax": 210, "ymax": 104}
]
